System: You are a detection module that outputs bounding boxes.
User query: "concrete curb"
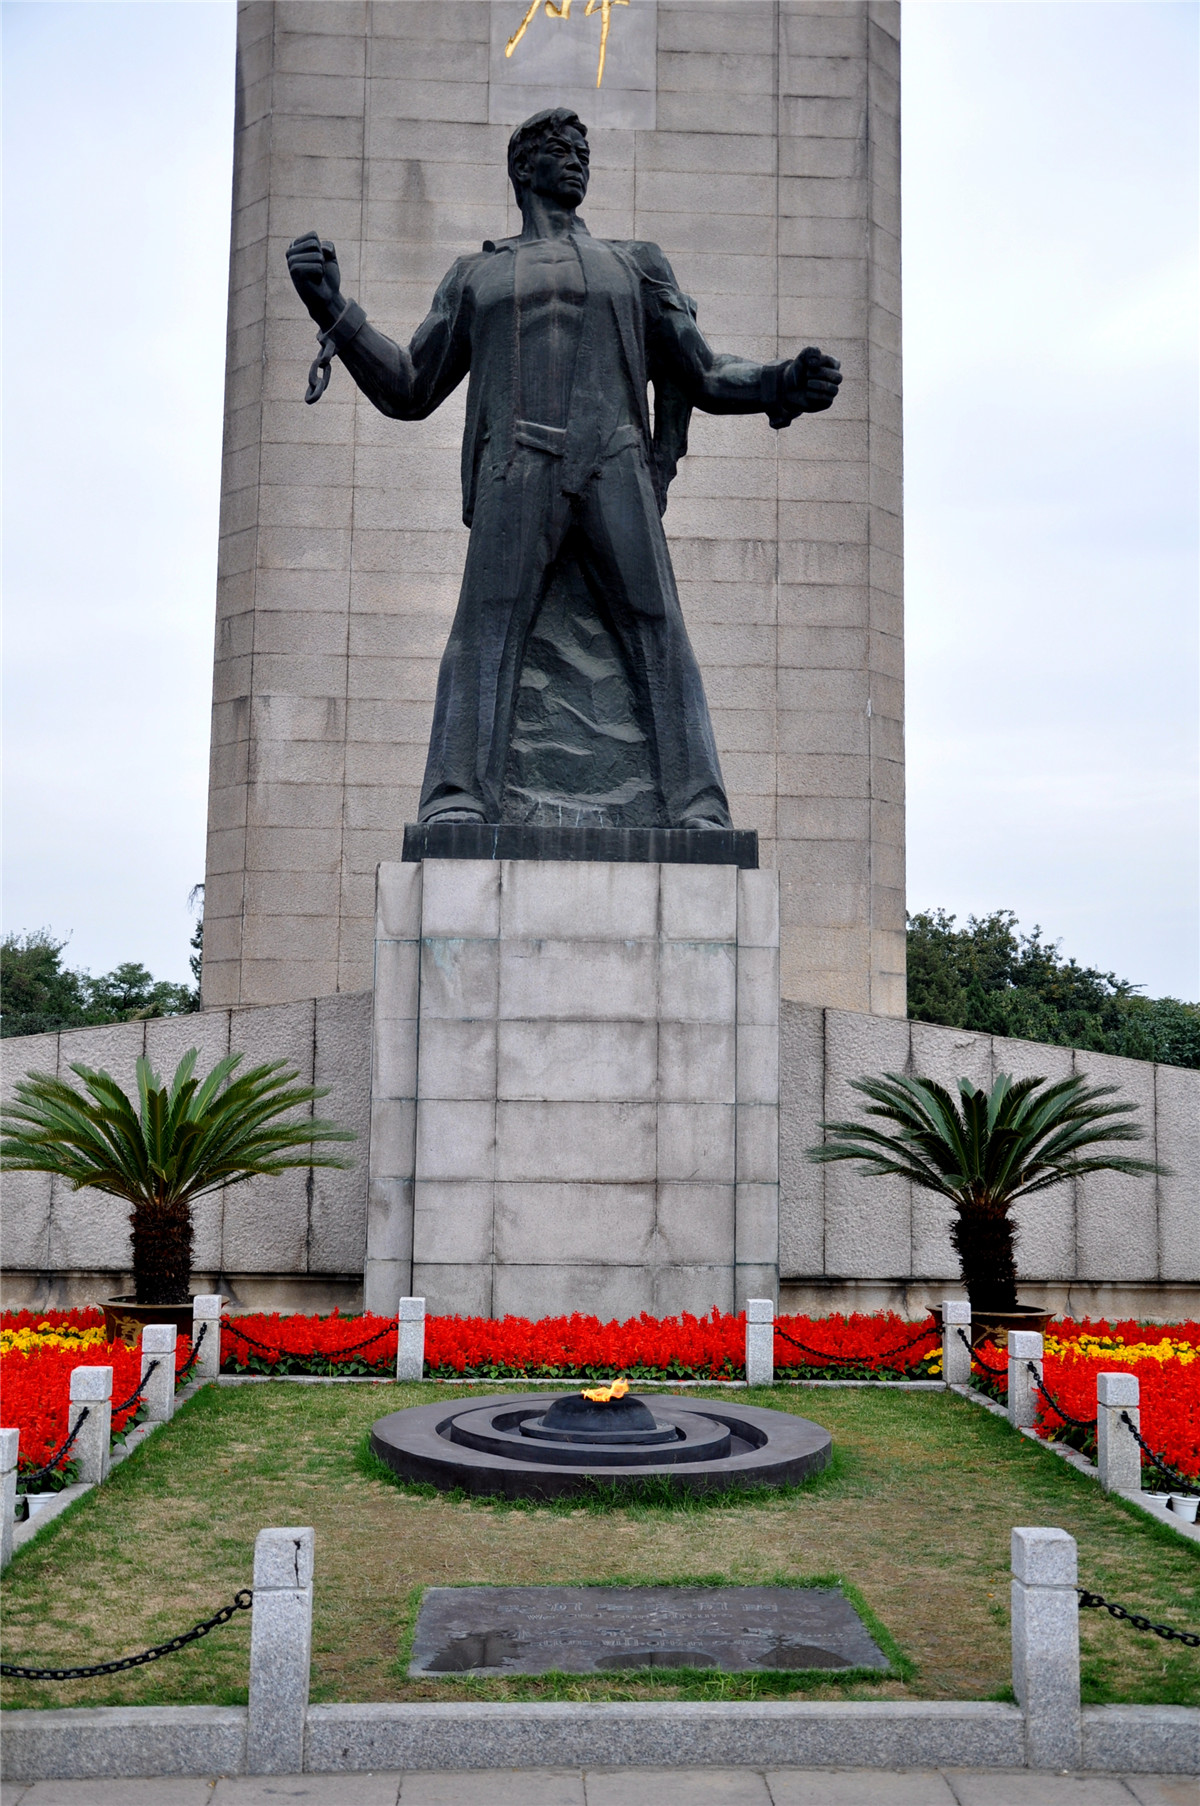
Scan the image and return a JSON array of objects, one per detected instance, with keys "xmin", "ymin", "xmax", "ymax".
[
  {"xmin": 3, "ymin": 1698, "xmax": 1197, "ymax": 1781},
  {"xmin": 303, "ymin": 1701, "xmax": 1026, "ymax": 1772},
  {"xmin": 0, "ymin": 1705, "xmax": 246, "ymax": 1781},
  {"xmin": 1082, "ymin": 1703, "xmax": 1200, "ymax": 1773}
]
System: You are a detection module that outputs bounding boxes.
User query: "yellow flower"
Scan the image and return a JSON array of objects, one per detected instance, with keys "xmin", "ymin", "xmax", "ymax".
[
  {"xmin": 0, "ymin": 1324, "xmax": 108, "ymax": 1356},
  {"xmin": 1044, "ymin": 1335, "xmax": 1194, "ymax": 1367}
]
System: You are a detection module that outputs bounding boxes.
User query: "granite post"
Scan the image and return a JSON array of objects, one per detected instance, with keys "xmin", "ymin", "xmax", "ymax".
[
  {"xmin": 1011, "ymin": 1525, "xmax": 1082, "ymax": 1770},
  {"xmin": 247, "ymin": 1526, "xmax": 315, "ymax": 1776},
  {"xmin": 1007, "ymin": 1330, "xmax": 1043, "ymax": 1430},
  {"xmin": 191, "ymin": 1295, "xmax": 224, "ymax": 1383},
  {"xmin": 0, "ymin": 1428, "xmax": 18, "ymax": 1570},
  {"xmin": 140, "ymin": 1325, "xmax": 177, "ymax": 1423},
  {"xmin": 1097, "ymin": 1372, "xmax": 1141, "ymax": 1493},
  {"xmin": 68, "ymin": 1367, "xmax": 112, "ymax": 1486},
  {"xmin": 745, "ymin": 1299, "xmax": 775, "ymax": 1388},
  {"xmin": 396, "ymin": 1297, "xmax": 426, "ymax": 1383},
  {"xmin": 941, "ymin": 1299, "xmax": 971, "ymax": 1388}
]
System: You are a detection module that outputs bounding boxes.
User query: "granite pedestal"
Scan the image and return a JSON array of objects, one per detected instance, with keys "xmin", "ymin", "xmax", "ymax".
[{"xmin": 367, "ymin": 854, "xmax": 780, "ymax": 1319}]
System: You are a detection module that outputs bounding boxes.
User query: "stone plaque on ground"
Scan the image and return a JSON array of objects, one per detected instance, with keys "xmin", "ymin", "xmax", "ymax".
[{"xmin": 409, "ymin": 1586, "xmax": 888, "ymax": 1675}]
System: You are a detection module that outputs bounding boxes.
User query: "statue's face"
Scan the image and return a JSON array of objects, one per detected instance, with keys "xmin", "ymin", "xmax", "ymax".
[{"xmin": 521, "ymin": 124, "xmax": 590, "ymax": 208}]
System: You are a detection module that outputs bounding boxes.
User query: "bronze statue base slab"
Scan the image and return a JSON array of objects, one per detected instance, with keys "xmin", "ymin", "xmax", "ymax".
[{"xmin": 402, "ymin": 822, "xmax": 758, "ymax": 868}]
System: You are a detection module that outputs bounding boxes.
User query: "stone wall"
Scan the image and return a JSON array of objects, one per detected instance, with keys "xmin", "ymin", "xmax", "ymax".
[
  {"xmin": 780, "ymin": 1004, "xmax": 1200, "ymax": 1320},
  {"xmin": 203, "ymin": 0, "xmax": 905, "ymax": 1018},
  {"xmin": 0, "ymin": 997, "xmax": 371, "ymax": 1312},
  {"xmin": 6, "ymin": 994, "xmax": 1194, "ymax": 1317}
]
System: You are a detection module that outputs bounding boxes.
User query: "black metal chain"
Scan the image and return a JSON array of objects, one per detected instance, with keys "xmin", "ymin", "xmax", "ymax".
[
  {"xmin": 175, "ymin": 1321, "xmax": 207, "ymax": 1385},
  {"xmin": 222, "ymin": 1317, "xmax": 395, "ymax": 1362},
  {"xmin": 1078, "ymin": 1587, "xmax": 1200, "ymax": 1648},
  {"xmin": 957, "ymin": 1327, "xmax": 1008, "ymax": 1376},
  {"xmin": 16, "ymin": 1408, "xmax": 90, "ymax": 1491},
  {"xmin": 1, "ymin": 1590, "xmax": 254, "ymax": 1681},
  {"xmin": 773, "ymin": 1320, "xmax": 937, "ymax": 1367},
  {"xmin": 111, "ymin": 1361, "xmax": 159, "ymax": 1419},
  {"xmin": 1118, "ymin": 1411, "xmax": 1200, "ymax": 1496},
  {"xmin": 1027, "ymin": 1362, "xmax": 1098, "ymax": 1431}
]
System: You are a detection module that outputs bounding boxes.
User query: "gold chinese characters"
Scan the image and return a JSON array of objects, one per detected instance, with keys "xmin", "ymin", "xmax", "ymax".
[{"xmin": 506, "ymin": 0, "xmax": 631, "ymax": 90}]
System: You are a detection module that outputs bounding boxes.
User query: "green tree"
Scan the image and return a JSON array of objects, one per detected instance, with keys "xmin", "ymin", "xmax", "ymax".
[
  {"xmin": 188, "ymin": 884, "xmax": 205, "ymax": 1005},
  {"xmin": 1, "ymin": 931, "xmax": 199, "ymax": 1038},
  {"xmin": 1, "ymin": 1050, "xmax": 355, "ymax": 1303},
  {"xmin": 0, "ymin": 932, "xmax": 90, "ymax": 1037},
  {"xmin": 809, "ymin": 1071, "xmax": 1162, "ymax": 1312},
  {"xmin": 906, "ymin": 910, "xmax": 1200, "ymax": 1070}
]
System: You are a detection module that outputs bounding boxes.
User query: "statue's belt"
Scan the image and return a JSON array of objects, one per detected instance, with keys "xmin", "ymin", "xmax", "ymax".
[
  {"xmin": 512, "ymin": 419, "xmax": 643, "ymax": 465},
  {"xmin": 513, "ymin": 419, "xmax": 567, "ymax": 455}
]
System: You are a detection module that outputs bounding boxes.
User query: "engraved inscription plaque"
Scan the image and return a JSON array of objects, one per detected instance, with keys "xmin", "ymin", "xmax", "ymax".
[{"xmin": 409, "ymin": 1585, "xmax": 889, "ymax": 1674}]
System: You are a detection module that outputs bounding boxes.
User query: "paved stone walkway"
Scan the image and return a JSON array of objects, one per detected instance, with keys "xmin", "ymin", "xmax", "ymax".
[{"xmin": 0, "ymin": 1770, "xmax": 1191, "ymax": 1804}]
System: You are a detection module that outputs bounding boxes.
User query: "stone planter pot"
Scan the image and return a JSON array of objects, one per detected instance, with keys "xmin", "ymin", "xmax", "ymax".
[
  {"xmin": 926, "ymin": 1303, "xmax": 1054, "ymax": 1347},
  {"xmin": 14, "ymin": 1494, "xmax": 58, "ymax": 1523},
  {"xmin": 103, "ymin": 1297, "xmax": 197, "ymax": 1347}
]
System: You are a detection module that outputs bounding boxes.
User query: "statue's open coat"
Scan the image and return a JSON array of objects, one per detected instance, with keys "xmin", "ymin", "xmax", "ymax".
[{"xmin": 327, "ymin": 226, "xmax": 794, "ymax": 824}]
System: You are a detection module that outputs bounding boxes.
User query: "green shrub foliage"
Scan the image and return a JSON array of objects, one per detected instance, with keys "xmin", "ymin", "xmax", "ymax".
[{"xmin": 907, "ymin": 910, "xmax": 1200, "ymax": 1070}]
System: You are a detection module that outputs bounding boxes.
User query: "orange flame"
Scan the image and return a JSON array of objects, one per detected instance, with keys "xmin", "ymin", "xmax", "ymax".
[{"xmin": 581, "ymin": 1377, "xmax": 630, "ymax": 1403}]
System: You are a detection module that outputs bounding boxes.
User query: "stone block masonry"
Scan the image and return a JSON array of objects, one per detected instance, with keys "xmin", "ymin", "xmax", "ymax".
[
  {"xmin": 367, "ymin": 858, "xmax": 780, "ymax": 1319},
  {"xmin": 3, "ymin": 997, "xmax": 1196, "ymax": 1318},
  {"xmin": 0, "ymin": 995, "xmax": 371, "ymax": 1315},
  {"xmin": 202, "ymin": 0, "xmax": 904, "ymax": 1020},
  {"xmin": 779, "ymin": 1003, "xmax": 1200, "ymax": 1321}
]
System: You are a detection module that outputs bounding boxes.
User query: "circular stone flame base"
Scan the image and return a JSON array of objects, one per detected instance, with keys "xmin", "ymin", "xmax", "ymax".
[
  {"xmin": 522, "ymin": 1392, "xmax": 678, "ymax": 1447},
  {"xmin": 370, "ymin": 1394, "xmax": 831, "ymax": 1500}
]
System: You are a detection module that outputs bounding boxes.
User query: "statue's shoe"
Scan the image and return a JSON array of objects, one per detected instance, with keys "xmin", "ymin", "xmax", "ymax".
[
  {"xmin": 422, "ymin": 808, "xmax": 488, "ymax": 824},
  {"xmin": 678, "ymin": 816, "xmax": 731, "ymax": 831}
]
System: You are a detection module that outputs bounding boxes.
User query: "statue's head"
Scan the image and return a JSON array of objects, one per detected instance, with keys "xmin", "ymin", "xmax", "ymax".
[{"xmin": 507, "ymin": 108, "xmax": 590, "ymax": 209}]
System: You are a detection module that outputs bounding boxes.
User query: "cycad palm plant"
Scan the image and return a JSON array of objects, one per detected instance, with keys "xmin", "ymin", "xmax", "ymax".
[
  {"xmin": 808, "ymin": 1071, "xmax": 1162, "ymax": 1312},
  {"xmin": 1, "ymin": 1050, "xmax": 355, "ymax": 1303}
]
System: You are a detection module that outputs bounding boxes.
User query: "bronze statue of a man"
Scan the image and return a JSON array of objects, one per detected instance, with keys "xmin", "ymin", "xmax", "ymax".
[{"xmin": 288, "ymin": 109, "xmax": 841, "ymax": 830}]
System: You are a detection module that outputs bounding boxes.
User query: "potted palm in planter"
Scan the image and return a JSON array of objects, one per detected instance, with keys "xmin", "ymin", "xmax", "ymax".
[
  {"xmin": 1, "ymin": 1049, "xmax": 354, "ymax": 1340},
  {"xmin": 808, "ymin": 1070, "xmax": 1163, "ymax": 1340}
]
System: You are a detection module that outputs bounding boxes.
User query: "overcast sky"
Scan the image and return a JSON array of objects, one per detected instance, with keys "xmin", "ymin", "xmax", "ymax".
[{"xmin": 3, "ymin": 1, "xmax": 1197, "ymax": 999}]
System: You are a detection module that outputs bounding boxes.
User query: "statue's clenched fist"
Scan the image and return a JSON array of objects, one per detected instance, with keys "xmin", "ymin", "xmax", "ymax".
[
  {"xmin": 286, "ymin": 232, "xmax": 345, "ymax": 329},
  {"xmin": 783, "ymin": 346, "xmax": 842, "ymax": 414}
]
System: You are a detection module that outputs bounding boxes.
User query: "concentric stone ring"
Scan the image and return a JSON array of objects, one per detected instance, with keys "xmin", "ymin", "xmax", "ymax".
[{"xmin": 370, "ymin": 1393, "xmax": 831, "ymax": 1500}]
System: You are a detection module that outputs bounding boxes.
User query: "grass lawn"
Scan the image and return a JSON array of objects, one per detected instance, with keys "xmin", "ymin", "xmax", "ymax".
[{"xmin": 2, "ymin": 1381, "xmax": 1196, "ymax": 1713}]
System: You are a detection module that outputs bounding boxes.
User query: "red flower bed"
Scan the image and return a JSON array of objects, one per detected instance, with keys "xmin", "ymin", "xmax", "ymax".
[
  {"xmin": 773, "ymin": 1311, "xmax": 939, "ymax": 1378},
  {"xmin": 220, "ymin": 1310, "xmax": 398, "ymax": 1376},
  {"xmin": 1, "ymin": 1331, "xmax": 196, "ymax": 1486},
  {"xmin": 2, "ymin": 1307, "xmax": 105, "ymax": 1334},
  {"xmin": 424, "ymin": 1310, "xmax": 742, "ymax": 1379},
  {"xmin": 1035, "ymin": 1344, "xmax": 1200, "ymax": 1487},
  {"xmin": 215, "ymin": 1307, "xmax": 940, "ymax": 1381},
  {"xmin": 7, "ymin": 1306, "xmax": 1196, "ymax": 1492}
]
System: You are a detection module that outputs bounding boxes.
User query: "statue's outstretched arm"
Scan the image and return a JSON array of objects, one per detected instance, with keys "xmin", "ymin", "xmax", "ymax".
[
  {"xmin": 640, "ymin": 244, "xmax": 841, "ymax": 428},
  {"xmin": 286, "ymin": 232, "xmax": 469, "ymax": 419}
]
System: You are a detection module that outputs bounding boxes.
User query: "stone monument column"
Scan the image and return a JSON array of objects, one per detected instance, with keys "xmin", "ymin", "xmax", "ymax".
[{"xmin": 202, "ymin": 0, "xmax": 903, "ymax": 1018}]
